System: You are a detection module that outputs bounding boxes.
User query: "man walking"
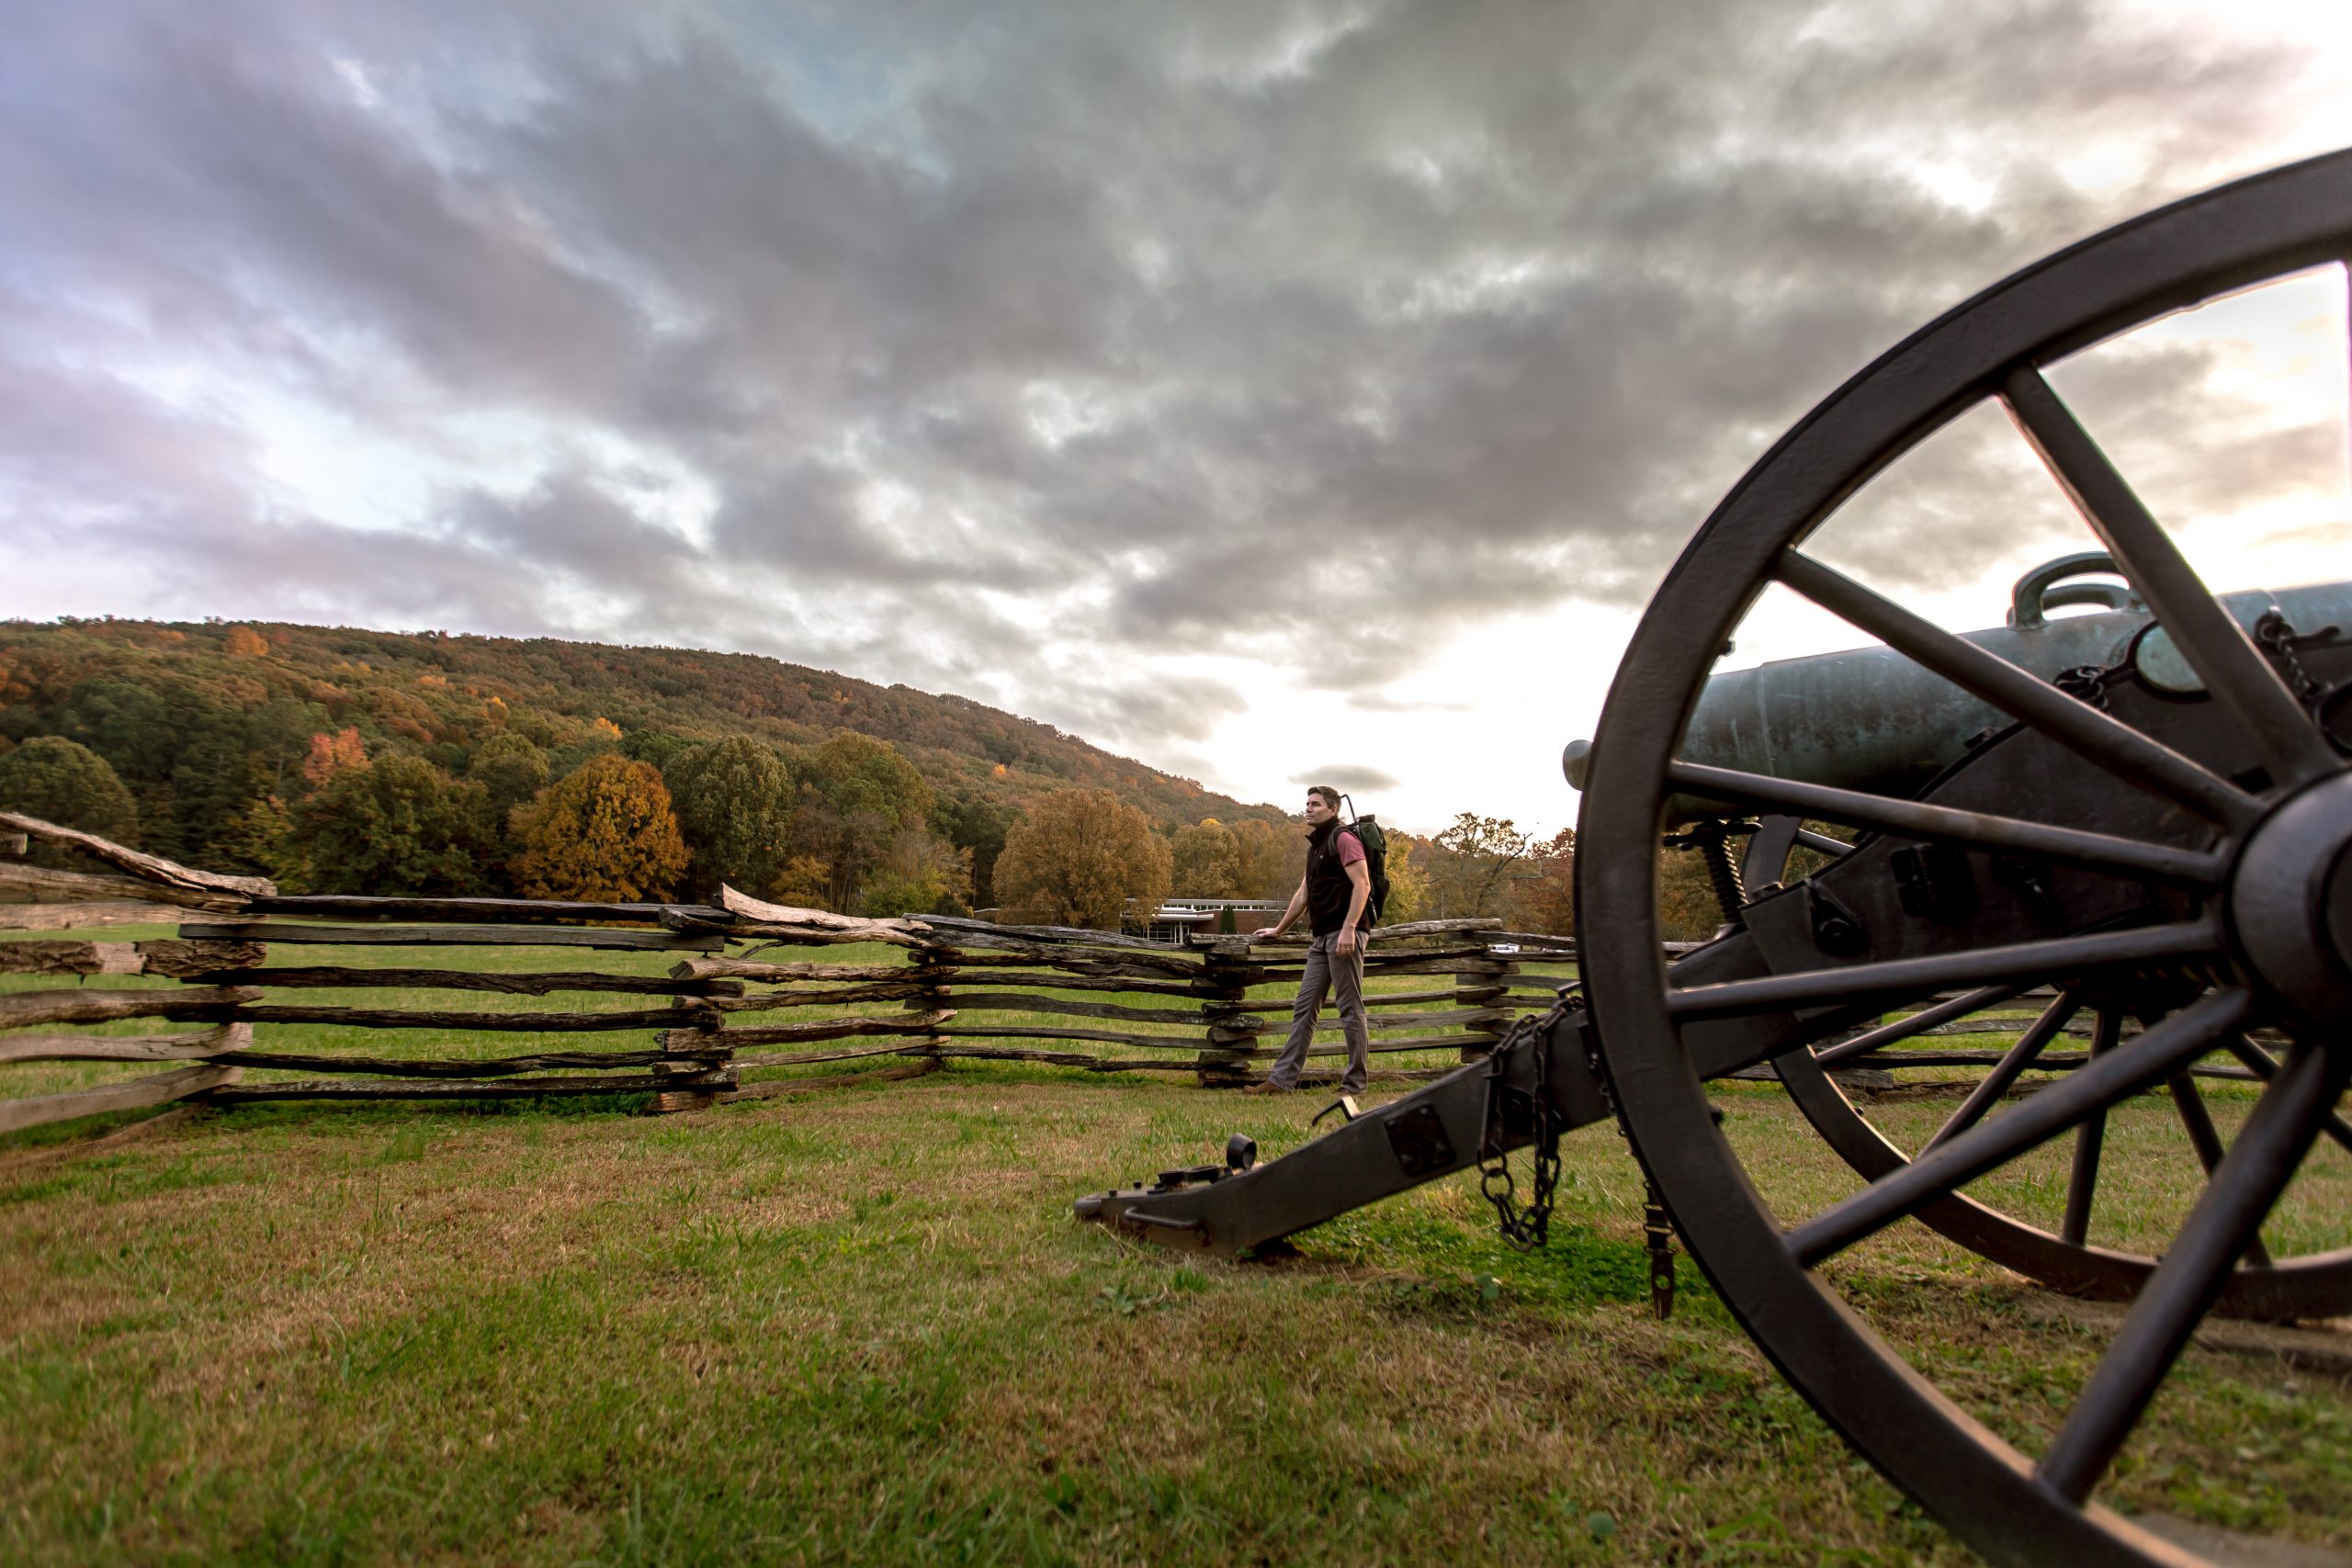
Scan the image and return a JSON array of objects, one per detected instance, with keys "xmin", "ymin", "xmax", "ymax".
[{"xmin": 1247, "ymin": 785, "xmax": 1373, "ymax": 1096}]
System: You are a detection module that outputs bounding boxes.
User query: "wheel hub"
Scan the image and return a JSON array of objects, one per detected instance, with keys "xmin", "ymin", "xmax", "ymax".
[{"xmin": 2227, "ymin": 767, "xmax": 2352, "ymax": 1033}]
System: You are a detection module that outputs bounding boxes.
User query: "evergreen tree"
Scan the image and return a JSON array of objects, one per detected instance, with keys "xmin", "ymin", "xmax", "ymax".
[
  {"xmin": 469, "ymin": 732, "xmax": 551, "ymax": 823},
  {"xmin": 287, "ymin": 753, "xmax": 497, "ymax": 895},
  {"xmin": 934, "ymin": 794, "xmax": 1017, "ymax": 908},
  {"xmin": 664, "ymin": 736, "xmax": 794, "ymax": 898},
  {"xmin": 0, "ymin": 736, "xmax": 140, "ymax": 866},
  {"xmin": 790, "ymin": 732, "xmax": 934, "ymax": 911}
]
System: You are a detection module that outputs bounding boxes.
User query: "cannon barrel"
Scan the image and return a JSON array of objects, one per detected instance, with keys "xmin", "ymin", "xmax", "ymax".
[{"xmin": 1563, "ymin": 555, "xmax": 2352, "ymax": 822}]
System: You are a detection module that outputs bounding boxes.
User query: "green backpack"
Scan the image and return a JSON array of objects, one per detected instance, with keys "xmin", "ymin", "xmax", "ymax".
[{"xmin": 1340, "ymin": 796, "xmax": 1391, "ymax": 926}]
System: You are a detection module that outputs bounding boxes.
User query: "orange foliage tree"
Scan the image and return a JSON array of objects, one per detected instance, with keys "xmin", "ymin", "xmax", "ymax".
[
  {"xmin": 1506, "ymin": 827, "xmax": 1577, "ymax": 936},
  {"xmin": 301, "ymin": 728, "xmax": 368, "ymax": 785},
  {"xmin": 510, "ymin": 755, "xmax": 689, "ymax": 901},
  {"xmin": 994, "ymin": 788, "xmax": 1171, "ymax": 931}
]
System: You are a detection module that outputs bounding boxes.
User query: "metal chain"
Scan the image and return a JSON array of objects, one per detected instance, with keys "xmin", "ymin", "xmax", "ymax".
[
  {"xmin": 2255, "ymin": 610, "xmax": 2335, "ymax": 703},
  {"xmin": 1476, "ymin": 1002, "xmax": 1567, "ymax": 1251}
]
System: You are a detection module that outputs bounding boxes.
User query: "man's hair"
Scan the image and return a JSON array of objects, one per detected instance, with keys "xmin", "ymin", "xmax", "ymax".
[{"xmin": 1307, "ymin": 784, "xmax": 1343, "ymax": 813}]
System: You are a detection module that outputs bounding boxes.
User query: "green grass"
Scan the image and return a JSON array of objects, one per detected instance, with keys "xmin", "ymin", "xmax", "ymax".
[
  {"xmin": 4, "ymin": 939, "xmax": 2347, "ymax": 1563},
  {"xmin": 3, "ymin": 1064, "xmax": 2346, "ymax": 1565}
]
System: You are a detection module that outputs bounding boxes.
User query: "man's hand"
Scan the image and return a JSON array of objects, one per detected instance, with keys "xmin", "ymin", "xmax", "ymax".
[
  {"xmin": 1250, "ymin": 926, "xmax": 1282, "ymax": 941},
  {"xmin": 1334, "ymin": 927, "xmax": 1358, "ymax": 956}
]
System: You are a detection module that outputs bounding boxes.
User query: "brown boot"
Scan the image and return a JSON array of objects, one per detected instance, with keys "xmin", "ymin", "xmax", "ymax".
[{"xmin": 1242, "ymin": 1079, "xmax": 1293, "ymax": 1095}]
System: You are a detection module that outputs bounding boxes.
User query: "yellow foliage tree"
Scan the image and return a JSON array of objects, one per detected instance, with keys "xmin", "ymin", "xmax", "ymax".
[
  {"xmin": 994, "ymin": 788, "xmax": 1172, "ymax": 931},
  {"xmin": 510, "ymin": 754, "xmax": 689, "ymax": 901},
  {"xmin": 1170, "ymin": 818, "xmax": 1242, "ymax": 897},
  {"xmin": 1380, "ymin": 838, "xmax": 1426, "ymax": 925},
  {"xmin": 222, "ymin": 625, "xmax": 268, "ymax": 657},
  {"xmin": 1227, "ymin": 817, "xmax": 1306, "ymax": 900}
]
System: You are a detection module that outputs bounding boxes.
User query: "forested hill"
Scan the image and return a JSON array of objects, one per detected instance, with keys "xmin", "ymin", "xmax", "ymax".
[{"xmin": 0, "ymin": 617, "xmax": 1283, "ymax": 881}]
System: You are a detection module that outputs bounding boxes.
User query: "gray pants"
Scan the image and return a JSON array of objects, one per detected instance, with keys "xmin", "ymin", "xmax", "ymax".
[{"xmin": 1266, "ymin": 931, "xmax": 1370, "ymax": 1092}]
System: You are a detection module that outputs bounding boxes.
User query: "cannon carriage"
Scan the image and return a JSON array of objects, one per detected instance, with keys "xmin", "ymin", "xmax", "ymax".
[{"xmin": 1081, "ymin": 150, "xmax": 2352, "ymax": 1564}]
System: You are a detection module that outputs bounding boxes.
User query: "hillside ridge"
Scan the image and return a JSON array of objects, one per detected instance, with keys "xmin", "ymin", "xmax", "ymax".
[{"xmin": 0, "ymin": 617, "xmax": 1284, "ymax": 870}]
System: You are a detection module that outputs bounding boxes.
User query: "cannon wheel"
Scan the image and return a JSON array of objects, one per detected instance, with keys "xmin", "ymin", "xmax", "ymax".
[
  {"xmin": 1577, "ymin": 151, "xmax": 2352, "ymax": 1566},
  {"xmin": 1748, "ymin": 819, "xmax": 2352, "ymax": 1321}
]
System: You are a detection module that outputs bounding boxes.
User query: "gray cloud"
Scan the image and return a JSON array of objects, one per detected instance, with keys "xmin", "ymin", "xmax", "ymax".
[
  {"xmin": 0, "ymin": 0, "xmax": 2336, "ymax": 767},
  {"xmin": 1292, "ymin": 765, "xmax": 1402, "ymax": 794}
]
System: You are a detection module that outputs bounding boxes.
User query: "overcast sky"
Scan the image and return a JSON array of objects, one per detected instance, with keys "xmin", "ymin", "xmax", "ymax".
[{"xmin": 6, "ymin": 0, "xmax": 2349, "ymax": 834}]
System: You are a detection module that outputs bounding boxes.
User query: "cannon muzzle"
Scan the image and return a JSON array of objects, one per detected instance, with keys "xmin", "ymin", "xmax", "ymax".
[{"xmin": 1565, "ymin": 554, "xmax": 2352, "ymax": 822}]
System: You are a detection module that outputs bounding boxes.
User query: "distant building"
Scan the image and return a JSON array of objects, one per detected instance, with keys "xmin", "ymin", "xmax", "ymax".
[
  {"xmin": 1136, "ymin": 897, "xmax": 1286, "ymax": 944},
  {"xmin": 974, "ymin": 898, "xmax": 1290, "ymax": 945}
]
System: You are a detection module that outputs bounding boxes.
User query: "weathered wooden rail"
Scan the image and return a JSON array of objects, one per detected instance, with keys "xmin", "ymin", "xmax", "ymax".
[
  {"xmin": 1, "ymin": 812, "xmax": 1550, "ymax": 1137},
  {"xmin": 4, "ymin": 811, "xmax": 2263, "ymax": 1146}
]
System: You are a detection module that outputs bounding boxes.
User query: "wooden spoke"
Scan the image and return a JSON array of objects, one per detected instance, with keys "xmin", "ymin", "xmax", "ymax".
[
  {"xmin": 2170, "ymin": 1074, "xmax": 2273, "ymax": 1269},
  {"xmin": 1789, "ymin": 989, "xmax": 2253, "ymax": 1267},
  {"xmin": 2003, "ymin": 367, "xmax": 2337, "ymax": 789},
  {"xmin": 1668, "ymin": 761, "xmax": 2224, "ymax": 887},
  {"xmin": 2060, "ymin": 1010, "xmax": 2124, "ymax": 1247},
  {"xmin": 1777, "ymin": 550, "xmax": 2257, "ymax": 828},
  {"xmin": 1810, "ymin": 984, "xmax": 2029, "ymax": 1070},
  {"xmin": 1667, "ymin": 920, "xmax": 2218, "ymax": 1021},
  {"xmin": 1923, "ymin": 992, "xmax": 2083, "ymax": 1152},
  {"xmin": 2222, "ymin": 1035, "xmax": 2352, "ymax": 1155},
  {"xmin": 2036, "ymin": 1043, "xmax": 2350, "ymax": 1503}
]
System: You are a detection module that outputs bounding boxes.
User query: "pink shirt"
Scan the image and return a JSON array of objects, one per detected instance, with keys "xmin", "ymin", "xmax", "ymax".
[{"xmin": 1334, "ymin": 829, "xmax": 1366, "ymax": 866}]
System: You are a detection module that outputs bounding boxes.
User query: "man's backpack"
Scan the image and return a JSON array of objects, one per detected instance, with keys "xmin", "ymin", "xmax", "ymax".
[{"xmin": 1340, "ymin": 796, "xmax": 1391, "ymax": 926}]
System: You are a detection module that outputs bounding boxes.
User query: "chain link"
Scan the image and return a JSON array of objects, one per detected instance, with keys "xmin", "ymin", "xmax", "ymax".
[
  {"xmin": 1476, "ymin": 1001, "xmax": 1568, "ymax": 1251},
  {"xmin": 2255, "ymin": 610, "xmax": 2334, "ymax": 703}
]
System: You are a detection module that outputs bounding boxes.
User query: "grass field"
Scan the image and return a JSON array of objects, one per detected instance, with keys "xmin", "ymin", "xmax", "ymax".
[{"xmin": 3, "ymin": 935, "xmax": 2348, "ymax": 1564}]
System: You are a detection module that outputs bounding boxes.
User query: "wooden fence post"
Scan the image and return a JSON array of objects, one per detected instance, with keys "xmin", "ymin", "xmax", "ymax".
[
  {"xmin": 1453, "ymin": 946, "xmax": 1512, "ymax": 1061},
  {"xmin": 905, "ymin": 944, "xmax": 954, "ymax": 1074},
  {"xmin": 1194, "ymin": 940, "xmax": 1259, "ymax": 1087},
  {"xmin": 649, "ymin": 987, "xmax": 732, "ymax": 1114}
]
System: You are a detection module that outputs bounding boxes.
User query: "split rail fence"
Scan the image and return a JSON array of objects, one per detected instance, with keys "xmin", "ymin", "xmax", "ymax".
[
  {"xmin": 1, "ymin": 812, "xmax": 1577, "ymax": 1139},
  {"xmin": 8, "ymin": 810, "xmax": 2255, "ymax": 1145}
]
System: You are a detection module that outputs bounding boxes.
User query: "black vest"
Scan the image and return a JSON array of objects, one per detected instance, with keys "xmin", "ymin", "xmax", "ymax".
[{"xmin": 1305, "ymin": 821, "xmax": 1367, "ymax": 936}]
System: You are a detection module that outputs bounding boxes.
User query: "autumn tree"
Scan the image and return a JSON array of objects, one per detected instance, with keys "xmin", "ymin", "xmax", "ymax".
[
  {"xmin": 994, "ymin": 788, "xmax": 1171, "ymax": 931},
  {"xmin": 509, "ymin": 754, "xmax": 689, "ymax": 901},
  {"xmin": 1657, "ymin": 839, "xmax": 1729, "ymax": 942},
  {"xmin": 286, "ymin": 752, "xmax": 496, "ymax": 896},
  {"xmin": 1423, "ymin": 813, "xmax": 1531, "ymax": 919},
  {"xmin": 664, "ymin": 736, "xmax": 794, "ymax": 898},
  {"xmin": 0, "ymin": 736, "xmax": 140, "ymax": 865},
  {"xmin": 1380, "ymin": 837, "xmax": 1427, "ymax": 925},
  {"xmin": 303, "ymin": 728, "xmax": 368, "ymax": 786},
  {"xmin": 1507, "ymin": 826, "xmax": 1577, "ymax": 936},
  {"xmin": 1170, "ymin": 818, "xmax": 1243, "ymax": 897},
  {"xmin": 1228, "ymin": 817, "xmax": 1306, "ymax": 900},
  {"xmin": 860, "ymin": 830, "xmax": 974, "ymax": 918}
]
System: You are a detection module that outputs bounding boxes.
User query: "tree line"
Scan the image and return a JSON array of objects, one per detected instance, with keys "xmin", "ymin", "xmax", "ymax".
[
  {"xmin": 0, "ymin": 713, "xmax": 1619, "ymax": 936},
  {"xmin": 0, "ymin": 616, "xmax": 1286, "ymax": 875},
  {"xmin": 0, "ymin": 618, "xmax": 1746, "ymax": 938}
]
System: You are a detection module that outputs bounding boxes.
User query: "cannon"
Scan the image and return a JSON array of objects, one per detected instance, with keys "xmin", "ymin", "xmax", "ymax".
[{"xmin": 1080, "ymin": 148, "xmax": 2352, "ymax": 1565}]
